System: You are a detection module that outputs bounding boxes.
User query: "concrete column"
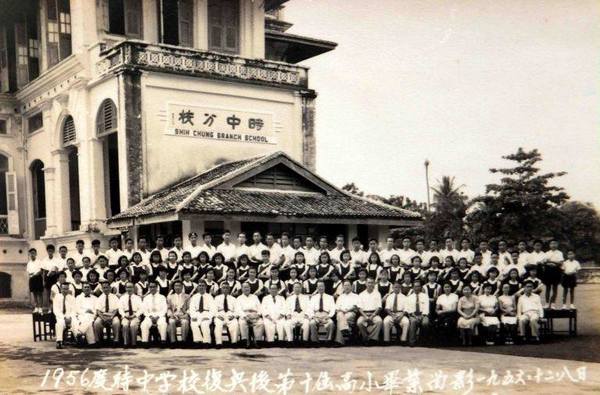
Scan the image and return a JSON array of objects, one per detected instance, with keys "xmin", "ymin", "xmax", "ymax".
[
  {"xmin": 42, "ymin": 166, "xmax": 57, "ymax": 237},
  {"xmin": 144, "ymin": 0, "xmax": 160, "ymax": 43},
  {"xmin": 376, "ymin": 225, "xmax": 391, "ymax": 245},
  {"xmin": 347, "ymin": 224, "xmax": 358, "ymax": 246},
  {"xmin": 195, "ymin": 0, "xmax": 208, "ymax": 51},
  {"xmin": 120, "ymin": 71, "xmax": 143, "ymax": 208},
  {"xmin": 300, "ymin": 91, "xmax": 317, "ymax": 171},
  {"xmin": 182, "ymin": 220, "xmax": 192, "ymax": 248},
  {"xmin": 51, "ymin": 149, "xmax": 71, "ymax": 234},
  {"xmin": 88, "ymin": 137, "xmax": 107, "ymax": 223}
]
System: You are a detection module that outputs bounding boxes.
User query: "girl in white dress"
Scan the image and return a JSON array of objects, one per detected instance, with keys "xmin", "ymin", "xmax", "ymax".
[
  {"xmin": 498, "ymin": 283, "xmax": 518, "ymax": 344},
  {"xmin": 478, "ymin": 283, "xmax": 500, "ymax": 345}
]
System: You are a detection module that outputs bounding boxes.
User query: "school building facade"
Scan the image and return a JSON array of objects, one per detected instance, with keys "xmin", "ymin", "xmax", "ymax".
[{"xmin": 0, "ymin": 0, "xmax": 421, "ymax": 302}]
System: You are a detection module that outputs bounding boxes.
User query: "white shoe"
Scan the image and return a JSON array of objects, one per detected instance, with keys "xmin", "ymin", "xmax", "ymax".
[
  {"xmin": 561, "ymin": 304, "xmax": 568, "ymax": 310},
  {"xmin": 543, "ymin": 303, "xmax": 549, "ymax": 309},
  {"xmin": 570, "ymin": 304, "xmax": 576, "ymax": 310},
  {"xmin": 550, "ymin": 303, "xmax": 557, "ymax": 309}
]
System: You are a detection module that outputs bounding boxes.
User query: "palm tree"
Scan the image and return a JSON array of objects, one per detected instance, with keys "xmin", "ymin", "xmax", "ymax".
[{"xmin": 431, "ymin": 176, "xmax": 466, "ymax": 212}]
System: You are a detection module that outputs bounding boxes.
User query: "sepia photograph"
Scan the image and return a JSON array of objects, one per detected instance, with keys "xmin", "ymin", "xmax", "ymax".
[{"xmin": 0, "ymin": 0, "xmax": 599, "ymax": 393}]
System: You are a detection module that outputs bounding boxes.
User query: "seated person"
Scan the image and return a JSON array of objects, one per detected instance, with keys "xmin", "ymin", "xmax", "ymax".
[
  {"xmin": 517, "ymin": 281, "xmax": 544, "ymax": 343},
  {"xmin": 237, "ymin": 282, "xmax": 264, "ymax": 348},
  {"xmin": 213, "ymin": 282, "xmax": 240, "ymax": 346},
  {"xmin": 309, "ymin": 281, "xmax": 336, "ymax": 343},
  {"xmin": 140, "ymin": 281, "xmax": 169, "ymax": 345},
  {"xmin": 356, "ymin": 278, "xmax": 383, "ymax": 345},
  {"xmin": 167, "ymin": 280, "xmax": 190, "ymax": 344},
  {"xmin": 285, "ymin": 282, "xmax": 311, "ymax": 343},
  {"xmin": 53, "ymin": 282, "xmax": 76, "ymax": 349},
  {"xmin": 93, "ymin": 281, "xmax": 121, "ymax": 345},
  {"xmin": 383, "ymin": 281, "xmax": 409, "ymax": 344},
  {"xmin": 334, "ymin": 280, "xmax": 359, "ymax": 345},
  {"xmin": 118, "ymin": 282, "xmax": 143, "ymax": 347},
  {"xmin": 188, "ymin": 281, "xmax": 216, "ymax": 345}
]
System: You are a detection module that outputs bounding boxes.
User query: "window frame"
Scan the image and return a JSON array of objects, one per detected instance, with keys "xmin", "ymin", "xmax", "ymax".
[{"xmin": 207, "ymin": 0, "xmax": 240, "ymax": 54}]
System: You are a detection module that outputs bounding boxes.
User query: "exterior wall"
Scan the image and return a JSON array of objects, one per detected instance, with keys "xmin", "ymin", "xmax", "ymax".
[{"xmin": 140, "ymin": 72, "xmax": 304, "ymax": 195}]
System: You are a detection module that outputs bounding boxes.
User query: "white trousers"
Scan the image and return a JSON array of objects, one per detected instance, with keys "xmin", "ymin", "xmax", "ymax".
[
  {"xmin": 285, "ymin": 314, "xmax": 310, "ymax": 341},
  {"xmin": 140, "ymin": 316, "xmax": 168, "ymax": 342},
  {"xmin": 55, "ymin": 316, "xmax": 72, "ymax": 342},
  {"xmin": 191, "ymin": 318, "xmax": 213, "ymax": 343},
  {"xmin": 214, "ymin": 317, "xmax": 239, "ymax": 344},
  {"xmin": 74, "ymin": 314, "xmax": 96, "ymax": 344},
  {"xmin": 239, "ymin": 317, "xmax": 264, "ymax": 341},
  {"xmin": 263, "ymin": 317, "xmax": 286, "ymax": 342}
]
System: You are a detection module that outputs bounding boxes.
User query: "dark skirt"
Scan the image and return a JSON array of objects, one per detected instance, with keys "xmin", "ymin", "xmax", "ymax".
[
  {"xmin": 29, "ymin": 274, "xmax": 43, "ymax": 292},
  {"xmin": 561, "ymin": 274, "xmax": 577, "ymax": 289},
  {"xmin": 543, "ymin": 265, "xmax": 562, "ymax": 286}
]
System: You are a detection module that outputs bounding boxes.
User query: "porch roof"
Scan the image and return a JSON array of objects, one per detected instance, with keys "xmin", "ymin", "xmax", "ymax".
[{"xmin": 107, "ymin": 152, "xmax": 422, "ymax": 227}]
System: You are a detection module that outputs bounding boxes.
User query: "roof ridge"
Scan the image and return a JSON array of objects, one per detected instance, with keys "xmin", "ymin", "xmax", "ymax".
[{"xmin": 342, "ymin": 191, "xmax": 422, "ymax": 218}]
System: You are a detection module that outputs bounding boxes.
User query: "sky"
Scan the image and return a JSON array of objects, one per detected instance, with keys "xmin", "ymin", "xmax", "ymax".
[{"xmin": 284, "ymin": 0, "xmax": 600, "ymax": 209}]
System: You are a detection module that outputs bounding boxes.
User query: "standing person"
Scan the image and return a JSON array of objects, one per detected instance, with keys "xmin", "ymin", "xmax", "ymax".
[
  {"xmin": 380, "ymin": 237, "xmax": 398, "ymax": 268},
  {"xmin": 425, "ymin": 239, "xmax": 442, "ymax": 267},
  {"xmin": 405, "ymin": 280, "xmax": 430, "ymax": 347},
  {"xmin": 42, "ymin": 244, "xmax": 63, "ymax": 311},
  {"xmin": 440, "ymin": 238, "xmax": 460, "ymax": 264},
  {"xmin": 285, "ymin": 282, "xmax": 311, "ymax": 343},
  {"xmin": 235, "ymin": 232, "xmax": 251, "ymax": 263},
  {"xmin": 213, "ymin": 282, "xmax": 240, "ymax": 347},
  {"xmin": 153, "ymin": 235, "xmax": 170, "ymax": 262},
  {"xmin": 457, "ymin": 238, "xmax": 475, "ymax": 264},
  {"xmin": 349, "ymin": 237, "xmax": 367, "ymax": 267},
  {"xmin": 70, "ymin": 240, "xmax": 89, "ymax": 268},
  {"xmin": 543, "ymin": 239, "xmax": 564, "ymax": 309},
  {"xmin": 27, "ymin": 248, "xmax": 44, "ymax": 313},
  {"xmin": 265, "ymin": 233, "xmax": 285, "ymax": 266},
  {"xmin": 261, "ymin": 284, "xmax": 287, "ymax": 344},
  {"xmin": 413, "ymin": 240, "xmax": 428, "ymax": 269},
  {"xmin": 561, "ymin": 250, "xmax": 581, "ymax": 309},
  {"xmin": 217, "ymin": 230, "xmax": 237, "ymax": 267},
  {"xmin": 280, "ymin": 233, "xmax": 298, "ymax": 268},
  {"xmin": 186, "ymin": 232, "xmax": 203, "ymax": 259},
  {"xmin": 517, "ymin": 281, "xmax": 544, "ymax": 343},
  {"xmin": 497, "ymin": 240, "xmax": 514, "ymax": 269},
  {"xmin": 136, "ymin": 236, "xmax": 152, "ymax": 265},
  {"xmin": 140, "ymin": 281, "xmax": 169, "ymax": 345},
  {"xmin": 477, "ymin": 240, "xmax": 492, "ymax": 266},
  {"xmin": 329, "ymin": 235, "xmax": 346, "ymax": 265},
  {"xmin": 530, "ymin": 239, "xmax": 547, "ymax": 278},
  {"xmin": 167, "ymin": 280, "xmax": 190, "ymax": 345},
  {"xmin": 188, "ymin": 281, "xmax": 216, "ymax": 346},
  {"xmin": 334, "ymin": 281, "xmax": 359, "ymax": 345},
  {"xmin": 237, "ymin": 282, "xmax": 264, "ymax": 348},
  {"xmin": 200, "ymin": 233, "xmax": 217, "ymax": 260},
  {"xmin": 73, "ymin": 283, "xmax": 97, "ymax": 346},
  {"xmin": 457, "ymin": 285, "xmax": 480, "ymax": 346},
  {"xmin": 53, "ymin": 283, "xmax": 76, "ymax": 349},
  {"xmin": 93, "ymin": 282, "xmax": 121, "ymax": 345},
  {"xmin": 301, "ymin": 236, "xmax": 320, "ymax": 267},
  {"xmin": 105, "ymin": 237, "xmax": 123, "ymax": 268},
  {"xmin": 516, "ymin": 240, "xmax": 535, "ymax": 274},
  {"xmin": 89, "ymin": 239, "xmax": 103, "ymax": 264},
  {"xmin": 249, "ymin": 231, "xmax": 268, "ymax": 266},
  {"xmin": 169, "ymin": 235, "xmax": 185, "ymax": 260},
  {"xmin": 478, "ymin": 283, "xmax": 500, "ymax": 345},
  {"xmin": 309, "ymin": 281, "xmax": 336, "ymax": 344},
  {"xmin": 356, "ymin": 278, "xmax": 383, "ymax": 345},
  {"xmin": 121, "ymin": 238, "xmax": 136, "ymax": 261},
  {"xmin": 383, "ymin": 282, "xmax": 409, "ymax": 344},
  {"xmin": 118, "ymin": 282, "xmax": 143, "ymax": 347},
  {"xmin": 498, "ymin": 283, "xmax": 518, "ymax": 345}
]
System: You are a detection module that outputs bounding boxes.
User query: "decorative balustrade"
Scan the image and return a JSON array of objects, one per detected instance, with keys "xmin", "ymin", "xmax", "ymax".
[{"xmin": 96, "ymin": 41, "xmax": 308, "ymax": 89}]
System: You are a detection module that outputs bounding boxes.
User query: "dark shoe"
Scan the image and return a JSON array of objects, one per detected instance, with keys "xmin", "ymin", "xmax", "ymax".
[{"xmin": 56, "ymin": 341, "xmax": 63, "ymax": 349}]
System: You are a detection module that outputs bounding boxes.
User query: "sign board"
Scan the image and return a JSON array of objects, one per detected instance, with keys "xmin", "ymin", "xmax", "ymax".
[{"xmin": 165, "ymin": 103, "xmax": 276, "ymax": 145}]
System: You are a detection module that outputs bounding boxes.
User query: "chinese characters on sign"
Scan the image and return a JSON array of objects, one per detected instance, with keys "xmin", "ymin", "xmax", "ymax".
[
  {"xmin": 40, "ymin": 365, "xmax": 588, "ymax": 394},
  {"xmin": 167, "ymin": 104, "xmax": 276, "ymax": 145}
]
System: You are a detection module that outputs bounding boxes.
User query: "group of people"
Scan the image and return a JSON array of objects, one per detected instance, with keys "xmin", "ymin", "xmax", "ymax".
[{"xmin": 26, "ymin": 231, "xmax": 582, "ymax": 349}]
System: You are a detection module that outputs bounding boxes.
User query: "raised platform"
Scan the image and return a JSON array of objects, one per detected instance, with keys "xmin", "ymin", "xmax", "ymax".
[{"xmin": 543, "ymin": 308, "xmax": 577, "ymax": 336}]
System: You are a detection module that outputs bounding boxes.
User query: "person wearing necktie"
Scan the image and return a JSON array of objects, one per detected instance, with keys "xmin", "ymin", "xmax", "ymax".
[
  {"xmin": 261, "ymin": 284, "xmax": 287, "ymax": 344},
  {"xmin": 167, "ymin": 280, "xmax": 191, "ymax": 345},
  {"xmin": 284, "ymin": 282, "xmax": 311, "ymax": 343},
  {"xmin": 309, "ymin": 281, "xmax": 335, "ymax": 343},
  {"xmin": 188, "ymin": 281, "xmax": 215, "ymax": 345},
  {"xmin": 383, "ymin": 282, "xmax": 410, "ymax": 344},
  {"xmin": 406, "ymin": 280, "xmax": 430, "ymax": 347},
  {"xmin": 357, "ymin": 278, "xmax": 383, "ymax": 345},
  {"xmin": 93, "ymin": 281, "xmax": 121, "ymax": 345},
  {"xmin": 140, "ymin": 281, "xmax": 169, "ymax": 345},
  {"xmin": 53, "ymin": 283, "xmax": 76, "ymax": 349},
  {"xmin": 119, "ymin": 282, "xmax": 143, "ymax": 347},
  {"xmin": 214, "ymin": 282, "xmax": 240, "ymax": 346},
  {"xmin": 334, "ymin": 280, "xmax": 359, "ymax": 345},
  {"xmin": 73, "ymin": 283, "xmax": 97, "ymax": 346},
  {"xmin": 236, "ymin": 282, "xmax": 264, "ymax": 348}
]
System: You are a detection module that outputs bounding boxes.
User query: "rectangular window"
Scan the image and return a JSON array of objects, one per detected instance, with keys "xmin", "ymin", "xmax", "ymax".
[
  {"xmin": 208, "ymin": 0, "xmax": 239, "ymax": 54},
  {"xmin": 0, "ymin": 119, "xmax": 6, "ymax": 134},
  {"xmin": 0, "ymin": 27, "xmax": 8, "ymax": 93},
  {"xmin": 28, "ymin": 113, "xmax": 44, "ymax": 133},
  {"xmin": 47, "ymin": 0, "xmax": 72, "ymax": 68},
  {"xmin": 15, "ymin": 23, "xmax": 29, "ymax": 89},
  {"xmin": 107, "ymin": 0, "xmax": 142, "ymax": 39},
  {"xmin": 160, "ymin": 0, "xmax": 194, "ymax": 48}
]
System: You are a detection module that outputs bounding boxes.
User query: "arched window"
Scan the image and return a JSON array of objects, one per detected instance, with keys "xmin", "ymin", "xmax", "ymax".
[
  {"xmin": 96, "ymin": 98, "xmax": 117, "ymax": 136},
  {"xmin": 62, "ymin": 115, "xmax": 80, "ymax": 230},
  {"xmin": 62, "ymin": 115, "xmax": 76, "ymax": 145},
  {"xmin": 30, "ymin": 160, "xmax": 46, "ymax": 239},
  {"xmin": 96, "ymin": 99, "xmax": 120, "ymax": 216}
]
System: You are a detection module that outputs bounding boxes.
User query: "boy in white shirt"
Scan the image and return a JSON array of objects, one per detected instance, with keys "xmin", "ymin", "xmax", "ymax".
[
  {"xmin": 544, "ymin": 239, "xmax": 564, "ymax": 309},
  {"xmin": 561, "ymin": 250, "xmax": 581, "ymax": 309}
]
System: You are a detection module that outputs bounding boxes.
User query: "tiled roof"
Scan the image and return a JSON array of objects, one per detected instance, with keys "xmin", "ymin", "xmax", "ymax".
[{"xmin": 108, "ymin": 152, "xmax": 421, "ymax": 224}]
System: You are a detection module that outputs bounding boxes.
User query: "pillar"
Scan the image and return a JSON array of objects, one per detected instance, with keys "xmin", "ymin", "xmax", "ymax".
[
  {"xmin": 300, "ymin": 91, "xmax": 317, "ymax": 171},
  {"xmin": 51, "ymin": 149, "xmax": 71, "ymax": 234},
  {"xmin": 42, "ymin": 166, "xmax": 57, "ymax": 237},
  {"xmin": 88, "ymin": 137, "xmax": 107, "ymax": 223}
]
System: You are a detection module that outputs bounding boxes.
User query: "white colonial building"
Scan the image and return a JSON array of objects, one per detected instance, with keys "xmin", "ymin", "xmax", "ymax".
[{"xmin": 0, "ymin": 0, "xmax": 420, "ymax": 302}]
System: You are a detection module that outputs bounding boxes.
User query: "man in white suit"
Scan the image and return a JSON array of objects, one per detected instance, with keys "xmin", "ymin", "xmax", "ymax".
[
  {"xmin": 188, "ymin": 281, "xmax": 215, "ymax": 345},
  {"xmin": 261, "ymin": 283, "xmax": 287, "ymax": 344},
  {"xmin": 285, "ymin": 282, "xmax": 311, "ymax": 343},
  {"xmin": 213, "ymin": 282, "xmax": 240, "ymax": 346},
  {"xmin": 140, "ymin": 281, "xmax": 168, "ymax": 345}
]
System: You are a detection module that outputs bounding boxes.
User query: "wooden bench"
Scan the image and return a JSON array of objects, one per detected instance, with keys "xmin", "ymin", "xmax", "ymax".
[
  {"xmin": 544, "ymin": 308, "xmax": 577, "ymax": 336},
  {"xmin": 32, "ymin": 312, "xmax": 56, "ymax": 342}
]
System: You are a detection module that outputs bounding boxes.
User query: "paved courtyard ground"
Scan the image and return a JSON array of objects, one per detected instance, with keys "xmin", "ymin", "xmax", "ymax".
[{"xmin": 1, "ymin": 285, "xmax": 599, "ymax": 394}]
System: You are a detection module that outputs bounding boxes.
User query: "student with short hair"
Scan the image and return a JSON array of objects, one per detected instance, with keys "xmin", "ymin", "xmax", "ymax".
[
  {"xmin": 308, "ymin": 281, "xmax": 335, "ymax": 343},
  {"xmin": 543, "ymin": 239, "xmax": 564, "ymax": 309},
  {"xmin": 517, "ymin": 281, "xmax": 544, "ymax": 343},
  {"xmin": 167, "ymin": 280, "xmax": 190, "ymax": 344},
  {"xmin": 93, "ymin": 281, "xmax": 121, "ymax": 344},
  {"xmin": 118, "ymin": 282, "xmax": 143, "ymax": 347},
  {"xmin": 561, "ymin": 250, "xmax": 581, "ymax": 309},
  {"xmin": 53, "ymin": 282, "xmax": 76, "ymax": 349},
  {"xmin": 140, "ymin": 281, "xmax": 169, "ymax": 345},
  {"xmin": 356, "ymin": 278, "xmax": 383, "ymax": 345},
  {"xmin": 214, "ymin": 282, "xmax": 240, "ymax": 346},
  {"xmin": 27, "ymin": 248, "xmax": 44, "ymax": 313},
  {"xmin": 383, "ymin": 281, "xmax": 409, "ymax": 344},
  {"xmin": 285, "ymin": 282, "xmax": 311, "ymax": 343}
]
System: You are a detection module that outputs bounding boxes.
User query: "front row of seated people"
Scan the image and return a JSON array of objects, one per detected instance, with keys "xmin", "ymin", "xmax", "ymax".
[{"xmin": 52, "ymin": 276, "xmax": 544, "ymax": 349}]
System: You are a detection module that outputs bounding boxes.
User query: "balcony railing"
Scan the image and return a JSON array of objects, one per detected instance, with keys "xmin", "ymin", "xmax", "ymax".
[
  {"xmin": 95, "ymin": 41, "xmax": 308, "ymax": 89},
  {"xmin": 0, "ymin": 216, "xmax": 7, "ymax": 235}
]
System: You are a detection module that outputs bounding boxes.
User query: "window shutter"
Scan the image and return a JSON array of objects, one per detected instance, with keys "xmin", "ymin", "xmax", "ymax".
[
  {"xmin": 124, "ymin": 0, "xmax": 142, "ymax": 39},
  {"xmin": 62, "ymin": 116, "xmax": 76, "ymax": 145},
  {"xmin": 46, "ymin": 0, "xmax": 60, "ymax": 67},
  {"xmin": 178, "ymin": 0, "xmax": 194, "ymax": 47},
  {"xmin": 223, "ymin": 1, "xmax": 239, "ymax": 53},
  {"xmin": 97, "ymin": 99, "xmax": 117, "ymax": 136},
  {"xmin": 5, "ymin": 172, "xmax": 19, "ymax": 235},
  {"xmin": 0, "ymin": 27, "xmax": 9, "ymax": 93},
  {"xmin": 58, "ymin": 0, "xmax": 72, "ymax": 60},
  {"xmin": 97, "ymin": 0, "xmax": 109, "ymax": 31},
  {"xmin": 15, "ymin": 22, "xmax": 29, "ymax": 88}
]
